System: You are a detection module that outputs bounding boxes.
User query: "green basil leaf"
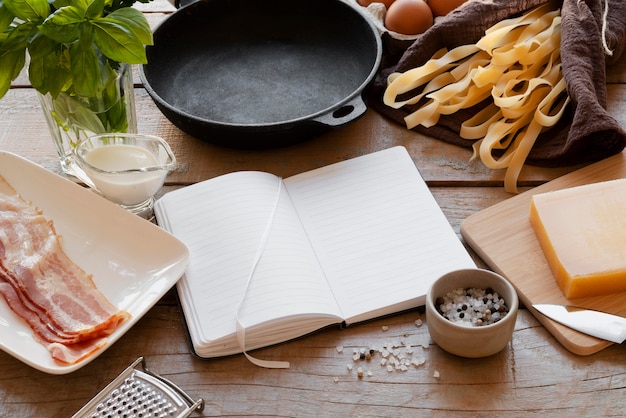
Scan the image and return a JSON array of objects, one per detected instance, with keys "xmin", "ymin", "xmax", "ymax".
[
  {"xmin": 85, "ymin": 0, "xmax": 104, "ymax": 19},
  {"xmin": 48, "ymin": 92, "xmax": 107, "ymax": 134},
  {"xmin": 102, "ymin": 94, "xmax": 128, "ymax": 131},
  {"xmin": 45, "ymin": 55, "xmax": 72, "ymax": 97},
  {"xmin": 91, "ymin": 12, "xmax": 150, "ymax": 64},
  {"xmin": 0, "ymin": 49, "xmax": 25, "ymax": 99},
  {"xmin": 51, "ymin": 0, "xmax": 91, "ymax": 13},
  {"xmin": 99, "ymin": 67, "xmax": 128, "ymax": 131},
  {"xmin": 4, "ymin": 0, "xmax": 49, "ymax": 22},
  {"xmin": 39, "ymin": 5, "xmax": 84, "ymax": 43},
  {"xmin": 51, "ymin": 0, "xmax": 70, "ymax": 9},
  {"xmin": 30, "ymin": 50, "xmax": 69, "ymax": 97},
  {"xmin": 28, "ymin": 33, "xmax": 69, "ymax": 96},
  {"xmin": 103, "ymin": 8, "xmax": 152, "ymax": 45},
  {"xmin": 0, "ymin": 4, "xmax": 16, "ymax": 33},
  {"xmin": 28, "ymin": 52, "xmax": 45, "ymax": 91},
  {"xmin": 70, "ymin": 41, "xmax": 101, "ymax": 96},
  {"xmin": 26, "ymin": 31, "xmax": 57, "ymax": 59},
  {"xmin": 1, "ymin": 20, "xmax": 36, "ymax": 51}
]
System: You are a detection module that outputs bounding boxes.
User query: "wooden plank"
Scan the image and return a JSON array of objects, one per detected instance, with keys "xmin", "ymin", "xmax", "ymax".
[
  {"xmin": 0, "ymin": 88, "xmax": 588, "ymax": 186},
  {"xmin": 134, "ymin": 0, "xmax": 175, "ymax": 12},
  {"xmin": 0, "ymin": 304, "xmax": 624, "ymax": 417}
]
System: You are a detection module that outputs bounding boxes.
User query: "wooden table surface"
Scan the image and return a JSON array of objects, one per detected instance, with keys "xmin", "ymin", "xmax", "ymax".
[{"xmin": 1, "ymin": 2, "xmax": 626, "ymax": 416}]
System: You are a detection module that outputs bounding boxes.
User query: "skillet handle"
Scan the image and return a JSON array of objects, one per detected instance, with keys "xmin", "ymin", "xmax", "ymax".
[{"xmin": 312, "ymin": 95, "xmax": 367, "ymax": 128}]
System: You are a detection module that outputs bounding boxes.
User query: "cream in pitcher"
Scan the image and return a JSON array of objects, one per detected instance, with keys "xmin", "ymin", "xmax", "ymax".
[{"xmin": 74, "ymin": 134, "xmax": 176, "ymax": 217}]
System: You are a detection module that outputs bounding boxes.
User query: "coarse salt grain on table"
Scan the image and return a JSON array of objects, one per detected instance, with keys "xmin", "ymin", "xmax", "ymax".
[{"xmin": 436, "ymin": 287, "xmax": 509, "ymax": 327}]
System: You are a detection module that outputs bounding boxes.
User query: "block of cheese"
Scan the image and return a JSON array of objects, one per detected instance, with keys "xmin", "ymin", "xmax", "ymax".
[{"xmin": 529, "ymin": 178, "xmax": 626, "ymax": 299}]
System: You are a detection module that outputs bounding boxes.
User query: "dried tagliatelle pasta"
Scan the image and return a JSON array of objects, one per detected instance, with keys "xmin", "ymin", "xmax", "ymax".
[{"xmin": 384, "ymin": 4, "xmax": 569, "ymax": 193}]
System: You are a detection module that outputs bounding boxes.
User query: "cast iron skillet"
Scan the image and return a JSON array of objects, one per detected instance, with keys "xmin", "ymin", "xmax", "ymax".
[{"xmin": 140, "ymin": 0, "xmax": 382, "ymax": 148}]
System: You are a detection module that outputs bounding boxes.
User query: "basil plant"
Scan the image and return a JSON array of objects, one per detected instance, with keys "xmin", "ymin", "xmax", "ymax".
[{"xmin": 0, "ymin": 0, "xmax": 154, "ymax": 134}]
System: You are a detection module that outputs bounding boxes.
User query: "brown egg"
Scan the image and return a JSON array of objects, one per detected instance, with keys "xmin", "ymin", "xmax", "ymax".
[
  {"xmin": 358, "ymin": 0, "xmax": 396, "ymax": 8},
  {"xmin": 428, "ymin": 0, "xmax": 469, "ymax": 16},
  {"xmin": 384, "ymin": 0, "xmax": 433, "ymax": 36}
]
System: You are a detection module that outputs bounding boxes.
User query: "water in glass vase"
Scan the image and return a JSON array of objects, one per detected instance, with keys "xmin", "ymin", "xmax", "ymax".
[{"xmin": 38, "ymin": 63, "xmax": 137, "ymax": 178}]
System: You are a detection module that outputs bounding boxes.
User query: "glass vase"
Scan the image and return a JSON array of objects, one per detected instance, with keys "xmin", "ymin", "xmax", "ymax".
[{"xmin": 37, "ymin": 63, "xmax": 137, "ymax": 178}]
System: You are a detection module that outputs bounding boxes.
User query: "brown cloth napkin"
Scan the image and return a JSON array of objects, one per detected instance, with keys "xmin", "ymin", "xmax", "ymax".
[{"xmin": 367, "ymin": 0, "xmax": 626, "ymax": 167}]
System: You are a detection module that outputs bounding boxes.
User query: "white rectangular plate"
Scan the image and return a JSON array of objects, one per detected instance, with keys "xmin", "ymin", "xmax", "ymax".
[{"xmin": 0, "ymin": 152, "xmax": 189, "ymax": 374}]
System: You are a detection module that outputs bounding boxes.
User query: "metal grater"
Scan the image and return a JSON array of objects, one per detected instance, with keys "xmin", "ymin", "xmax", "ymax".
[{"xmin": 72, "ymin": 357, "xmax": 204, "ymax": 418}]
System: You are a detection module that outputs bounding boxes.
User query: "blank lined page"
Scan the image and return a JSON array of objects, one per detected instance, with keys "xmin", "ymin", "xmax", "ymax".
[
  {"xmin": 284, "ymin": 147, "xmax": 476, "ymax": 323},
  {"xmin": 155, "ymin": 172, "xmax": 341, "ymax": 350}
]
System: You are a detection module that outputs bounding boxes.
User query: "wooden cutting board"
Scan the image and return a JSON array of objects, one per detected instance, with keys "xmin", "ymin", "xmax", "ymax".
[{"xmin": 461, "ymin": 151, "xmax": 626, "ymax": 355}]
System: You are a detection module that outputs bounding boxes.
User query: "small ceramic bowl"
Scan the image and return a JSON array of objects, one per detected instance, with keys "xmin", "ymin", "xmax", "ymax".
[{"xmin": 426, "ymin": 268, "xmax": 519, "ymax": 358}]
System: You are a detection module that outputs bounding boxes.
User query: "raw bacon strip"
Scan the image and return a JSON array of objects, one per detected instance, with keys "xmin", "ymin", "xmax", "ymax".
[
  {"xmin": 0, "ymin": 210, "xmax": 126, "ymax": 340},
  {"xmin": 0, "ymin": 282, "xmax": 78, "ymax": 343},
  {"xmin": 47, "ymin": 338, "xmax": 109, "ymax": 365},
  {"xmin": 0, "ymin": 214, "xmax": 105, "ymax": 341},
  {"xmin": 0, "ymin": 202, "xmax": 125, "ymax": 340},
  {"xmin": 0, "ymin": 175, "xmax": 130, "ymax": 364}
]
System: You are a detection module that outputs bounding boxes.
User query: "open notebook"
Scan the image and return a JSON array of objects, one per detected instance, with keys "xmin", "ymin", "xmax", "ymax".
[{"xmin": 155, "ymin": 146, "xmax": 475, "ymax": 359}]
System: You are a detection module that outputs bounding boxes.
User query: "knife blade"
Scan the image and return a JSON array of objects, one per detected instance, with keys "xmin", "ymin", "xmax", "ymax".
[{"xmin": 533, "ymin": 304, "xmax": 626, "ymax": 344}]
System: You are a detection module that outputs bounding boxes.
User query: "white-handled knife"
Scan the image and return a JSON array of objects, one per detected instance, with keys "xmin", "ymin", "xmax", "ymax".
[{"xmin": 533, "ymin": 304, "xmax": 626, "ymax": 344}]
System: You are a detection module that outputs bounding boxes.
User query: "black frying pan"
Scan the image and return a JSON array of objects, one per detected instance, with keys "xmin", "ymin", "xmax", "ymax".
[{"xmin": 140, "ymin": 0, "xmax": 382, "ymax": 148}]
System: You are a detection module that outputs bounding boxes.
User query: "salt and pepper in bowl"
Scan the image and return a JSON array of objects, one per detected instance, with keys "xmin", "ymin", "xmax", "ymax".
[{"xmin": 426, "ymin": 268, "xmax": 519, "ymax": 358}]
